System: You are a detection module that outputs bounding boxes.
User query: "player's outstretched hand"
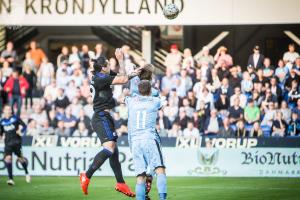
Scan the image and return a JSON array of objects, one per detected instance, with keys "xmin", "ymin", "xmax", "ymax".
[{"xmin": 115, "ymin": 48, "xmax": 124, "ymax": 61}]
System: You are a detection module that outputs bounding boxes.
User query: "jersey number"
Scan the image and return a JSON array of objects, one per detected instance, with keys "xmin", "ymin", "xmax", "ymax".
[
  {"xmin": 136, "ymin": 111, "xmax": 146, "ymax": 129},
  {"xmin": 90, "ymin": 85, "xmax": 96, "ymax": 100}
]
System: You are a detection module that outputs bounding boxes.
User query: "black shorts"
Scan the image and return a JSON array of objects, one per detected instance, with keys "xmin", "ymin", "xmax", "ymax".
[
  {"xmin": 5, "ymin": 143, "xmax": 22, "ymax": 157},
  {"xmin": 91, "ymin": 111, "xmax": 118, "ymax": 144}
]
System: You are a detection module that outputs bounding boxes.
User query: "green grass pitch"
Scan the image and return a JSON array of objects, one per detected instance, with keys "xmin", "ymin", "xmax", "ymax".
[{"xmin": 0, "ymin": 176, "xmax": 299, "ymax": 200}]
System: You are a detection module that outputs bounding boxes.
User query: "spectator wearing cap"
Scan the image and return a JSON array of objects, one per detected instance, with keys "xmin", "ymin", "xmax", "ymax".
[
  {"xmin": 272, "ymin": 111, "xmax": 287, "ymax": 137},
  {"xmin": 283, "ymin": 44, "xmax": 299, "ymax": 64},
  {"xmin": 28, "ymin": 41, "xmax": 46, "ymax": 70},
  {"xmin": 246, "ymin": 64, "xmax": 257, "ymax": 80},
  {"xmin": 57, "ymin": 46, "xmax": 69, "ymax": 68},
  {"xmin": 214, "ymin": 46, "xmax": 233, "ymax": 68},
  {"xmin": 196, "ymin": 46, "xmax": 214, "ymax": 67},
  {"xmin": 247, "ymin": 45, "xmax": 265, "ymax": 69},
  {"xmin": 219, "ymin": 117, "xmax": 235, "ymax": 137},
  {"xmin": 165, "ymin": 44, "xmax": 182, "ymax": 75},
  {"xmin": 244, "ymin": 99, "xmax": 260, "ymax": 125},
  {"xmin": 262, "ymin": 58, "xmax": 274, "ymax": 78},
  {"xmin": 4, "ymin": 69, "xmax": 29, "ymax": 117},
  {"xmin": 183, "ymin": 120, "xmax": 199, "ymax": 138},
  {"xmin": 0, "ymin": 41, "xmax": 17, "ymax": 66},
  {"xmin": 204, "ymin": 109, "xmax": 223, "ymax": 135}
]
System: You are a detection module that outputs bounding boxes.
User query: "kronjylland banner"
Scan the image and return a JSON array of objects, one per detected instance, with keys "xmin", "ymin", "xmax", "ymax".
[
  {"xmin": 0, "ymin": 0, "xmax": 300, "ymax": 26},
  {"xmin": 0, "ymin": 147, "xmax": 299, "ymax": 177}
]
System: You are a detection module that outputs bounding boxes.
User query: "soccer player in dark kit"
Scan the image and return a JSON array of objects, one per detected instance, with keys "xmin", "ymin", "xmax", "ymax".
[
  {"xmin": 0, "ymin": 105, "xmax": 30, "ymax": 186},
  {"xmin": 79, "ymin": 55, "xmax": 143, "ymax": 197}
]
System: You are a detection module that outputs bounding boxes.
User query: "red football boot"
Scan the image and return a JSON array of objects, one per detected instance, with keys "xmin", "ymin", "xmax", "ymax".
[
  {"xmin": 115, "ymin": 183, "xmax": 136, "ymax": 197},
  {"xmin": 79, "ymin": 172, "xmax": 90, "ymax": 195}
]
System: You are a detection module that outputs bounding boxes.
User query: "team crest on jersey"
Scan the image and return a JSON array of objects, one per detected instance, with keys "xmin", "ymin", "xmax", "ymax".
[{"xmin": 3, "ymin": 124, "xmax": 16, "ymax": 132}]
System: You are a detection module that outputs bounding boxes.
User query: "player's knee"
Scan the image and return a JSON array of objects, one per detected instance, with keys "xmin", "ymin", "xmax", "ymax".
[
  {"xmin": 136, "ymin": 173, "xmax": 146, "ymax": 184},
  {"xmin": 5, "ymin": 155, "xmax": 12, "ymax": 163},
  {"xmin": 17, "ymin": 157, "xmax": 25, "ymax": 163},
  {"xmin": 102, "ymin": 141, "xmax": 116, "ymax": 153},
  {"xmin": 155, "ymin": 167, "xmax": 166, "ymax": 175}
]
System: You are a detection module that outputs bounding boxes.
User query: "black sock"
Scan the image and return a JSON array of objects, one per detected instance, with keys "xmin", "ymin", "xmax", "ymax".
[
  {"xmin": 5, "ymin": 162, "xmax": 13, "ymax": 180},
  {"xmin": 20, "ymin": 160, "xmax": 29, "ymax": 174},
  {"xmin": 109, "ymin": 147, "xmax": 125, "ymax": 183},
  {"xmin": 86, "ymin": 148, "xmax": 112, "ymax": 179}
]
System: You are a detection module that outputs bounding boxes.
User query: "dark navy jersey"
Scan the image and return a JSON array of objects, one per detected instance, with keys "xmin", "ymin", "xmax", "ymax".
[
  {"xmin": 90, "ymin": 71, "xmax": 117, "ymax": 113},
  {"xmin": 0, "ymin": 116, "xmax": 26, "ymax": 145}
]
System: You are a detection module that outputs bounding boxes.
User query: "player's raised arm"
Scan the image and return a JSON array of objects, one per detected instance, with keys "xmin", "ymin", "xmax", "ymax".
[{"xmin": 111, "ymin": 67, "xmax": 142, "ymax": 85}]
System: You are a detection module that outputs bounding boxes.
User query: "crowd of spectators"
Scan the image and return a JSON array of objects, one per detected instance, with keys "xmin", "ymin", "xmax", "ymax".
[{"xmin": 0, "ymin": 40, "xmax": 299, "ymax": 138}]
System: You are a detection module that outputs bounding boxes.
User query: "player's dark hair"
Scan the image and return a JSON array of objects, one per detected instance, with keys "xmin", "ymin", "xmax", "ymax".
[
  {"xmin": 138, "ymin": 80, "xmax": 151, "ymax": 96},
  {"xmin": 139, "ymin": 64, "xmax": 153, "ymax": 81},
  {"xmin": 91, "ymin": 56, "xmax": 108, "ymax": 74}
]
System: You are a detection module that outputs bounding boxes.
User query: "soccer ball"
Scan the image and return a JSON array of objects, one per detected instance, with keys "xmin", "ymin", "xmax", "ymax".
[{"xmin": 163, "ymin": 4, "xmax": 179, "ymax": 20}]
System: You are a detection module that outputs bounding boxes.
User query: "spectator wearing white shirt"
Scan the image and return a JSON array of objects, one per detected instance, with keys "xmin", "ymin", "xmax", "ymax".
[
  {"xmin": 83, "ymin": 97, "xmax": 94, "ymax": 119},
  {"xmin": 38, "ymin": 57, "xmax": 55, "ymax": 89},
  {"xmin": 44, "ymin": 79, "xmax": 59, "ymax": 100},
  {"xmin": 230, "ymin": 87, "xmax": 247, "ymax": 108},
  {"xmin": 29, "ymin": 103, "xmax": 48, "ymax": 128},
  {"xmin": 168, "ymin": 122, "xmax": 182, "ymax": 137},
  {"xmin": 165, "ymin": 44, "xmax": 182, "ymax": 75},
  {"xmin": 183, "ymin": 121, "xmax": 199, "ymax": 138},
  {"xmin": 182, "ymin": 48, "xmax": 195, "ymax": 69},
  {"xmin": 69, "ymin": 46, "xmax": 81, "ymax": 65},
  {"xmin": 283, "ymin": 43, "xmax": 299, "ymax": 64},
  {"xmin": 161, "ymin": 68, "xmax": 176, "ymax": 95},
  {"xmin": 196, "ymin": 46, "xmax": 214, "ymax": 67},
  {"xmin": 196, "ymin": 88, "xmax": 214, "ymax": 111}
]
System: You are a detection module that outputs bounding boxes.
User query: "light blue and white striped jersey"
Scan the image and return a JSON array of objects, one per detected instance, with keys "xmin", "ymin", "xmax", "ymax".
[{"xmin": 125, "ymin": 94, "xmax": 162, "ymax": 141}]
